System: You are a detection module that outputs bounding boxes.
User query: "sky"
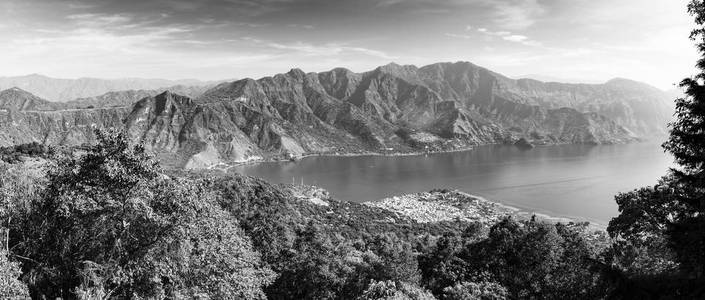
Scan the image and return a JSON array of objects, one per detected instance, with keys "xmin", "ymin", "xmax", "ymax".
[{"xmin": 0, "ymin": 0, "xmax": 698, "ymax": 90}]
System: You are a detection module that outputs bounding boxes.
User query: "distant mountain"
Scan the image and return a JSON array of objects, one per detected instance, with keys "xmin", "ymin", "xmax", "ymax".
[
  {"xmin": 513, "ymin": 77, "xmax": 674, "ymax": 136},
  {"xmin": 62, "ymin": 85, "xmax": 214, "ymax": 109},
  {"xmin": 0, "ymin": 61, "xmax": 673, "ymax": 169},
  {"xmin": 0, "ymin": 87, "xmax": 59, "ymax": 111},
  {"xmin": 664, "ymin": 87, "xmax": 684, "ymax": 101},
  {"xmin": 515, "ymin": 74, "xmax": 603, "ymax": 84},
  {"xmin": 0, "ymin": 74, "xmax": 222, "ymax": 102}
]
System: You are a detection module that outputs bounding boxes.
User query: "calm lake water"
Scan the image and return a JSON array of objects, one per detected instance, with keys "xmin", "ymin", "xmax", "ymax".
[{"xmin": 231, "ymin": 143, "xmax": 673, "ymax": 225}]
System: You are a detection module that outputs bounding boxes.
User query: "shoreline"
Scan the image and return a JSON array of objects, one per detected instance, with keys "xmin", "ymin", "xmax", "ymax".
[
  {"xmin": 492, "ymin": 199, "xmax": 608, "ymax": 229},
  {"xmin": 211, "ymin": 145, "xmax": 477, "ymax": 171},
  {"xmin": 460, "ymin": 191, "xmax": 609, "ymax": 229},
  {"xmin": 209, "ymin": 142, "xmax": 652, "ymax": 230},
  {"xmin": 207, "ymin": 139, "xmax": 655, "ymax": 171},
  {"xmin": 365, "ymin": 189, "xmax": 607, "ymax": 231}
]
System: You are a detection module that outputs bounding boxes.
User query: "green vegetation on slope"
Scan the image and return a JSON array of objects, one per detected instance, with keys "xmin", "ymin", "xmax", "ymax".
[
  {"xmin": 0, "ymin": 1, "xmax": 704, "ymax": 298},
  {"xmin": 0, "ymin": 130, "xmax": 614, "ymax": 299}
]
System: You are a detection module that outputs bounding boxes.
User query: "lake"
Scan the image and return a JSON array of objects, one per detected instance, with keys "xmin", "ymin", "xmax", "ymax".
[{"xmin": 231, "ymin": 142, "xmax": 673, "ymax": 225}]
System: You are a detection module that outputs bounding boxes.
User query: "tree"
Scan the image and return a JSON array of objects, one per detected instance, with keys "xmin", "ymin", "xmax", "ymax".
[
  {"xmin": 10, "ymin": 128, "xmax": 274, "ymax": 299},
  {"xmin": 0, "ymin": 247, "xmax": 28, "ymax": 299},
  {"xmin": 441, "ymin": 281, "xmax": 507, "ymax": 300},
  {"xmin": 265, "ymin": 222, "xmax": 356, "ymax": 299},
  {"xmin": 607, "ymin": 178, "xmax": 681, "ymax": 276},
  {"xmin": 471, "ymin": 218, "xmax": 564, "ymax": 298},
  {"xmin": 418, "ymin": 233, "xmax": 469, "ymax": 295},
  {"xmin": 659, "ymin": 0, "xmax": 705, "ymax": 278},
  {"xmin": 419, "ymin": 217, "xmax": 607, "ymax": 299},
  {"xmin": 357, "ymin": 280, "xmax": 435, "ymax": 300},
  {"xmin": 143, "ymin": 192, "xmax": 276, "ymax": 299}
]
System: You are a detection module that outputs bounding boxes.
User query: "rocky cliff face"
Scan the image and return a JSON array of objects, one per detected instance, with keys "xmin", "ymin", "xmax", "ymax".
[
  {"xmin": 198, "ymin": 62, "xmax": 639, "ymax": 148},
  {"xmin": 0, "ymin": 107, "xmax": 129, "ymax": 147},
  {"xmin": 0, "ymin": 61, "xmax": 666, "ymax": 168}
]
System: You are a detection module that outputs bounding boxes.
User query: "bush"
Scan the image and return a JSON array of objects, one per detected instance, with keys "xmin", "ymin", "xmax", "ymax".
[{"xmin": 0, "ymin": 246, "xmax": 28, "ymax": 299}]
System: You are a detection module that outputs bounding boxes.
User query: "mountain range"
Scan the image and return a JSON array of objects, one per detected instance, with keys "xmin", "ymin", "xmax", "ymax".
[
  {"xmin": 0, "ymin": 62, "xmax": 675, "ymax": 169},
  {"xmin": 0, "ymin": 74, "xmax": 222, "ymax": 102}
]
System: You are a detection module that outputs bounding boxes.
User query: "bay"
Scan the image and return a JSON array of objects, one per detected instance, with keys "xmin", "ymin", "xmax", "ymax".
[{"xmin": 231, "ymin": 142, "xmax": 673, "ymax": 225}]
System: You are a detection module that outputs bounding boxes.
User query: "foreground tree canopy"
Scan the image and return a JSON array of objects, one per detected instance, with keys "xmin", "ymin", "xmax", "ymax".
[
  {"xmin": 0, "ymin": 130, "xmax": 616, "ymax": 299},
  {"xmin": 0, "ymin": 1, "xmax": 705, "ymax": 299},
  {"xmin": 2, "ymin": 129, "xmax": 275, "ymax": 299}
]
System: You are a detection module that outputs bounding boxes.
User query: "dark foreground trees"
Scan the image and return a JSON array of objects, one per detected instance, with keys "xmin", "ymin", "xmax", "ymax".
[
  {"xmin": 0, "ymin": 246, "xmax": 29, "ymax": 299},
  {"xmin": 660, "ymin": 0, "xmax": 705, "ymax": 276},
  {"xmin": 0, "ymin": 126, "xmax": 672, "ymax": 299},
  {"xmin": 3, "ymin": 0, "xmax": 705, "ymax": 293},
  {"xmin": 4, "ymin": 129, "xmax": 274, "ymax": 299},
  {"xmin": 419, "ymin": 218, "xmax": 609, "ymax": 300}
]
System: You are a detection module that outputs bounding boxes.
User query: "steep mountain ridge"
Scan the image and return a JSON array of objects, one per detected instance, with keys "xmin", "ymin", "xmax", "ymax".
[{"xmin": 0, "ymin": 61, "xmax": 668, "ymax": 169}]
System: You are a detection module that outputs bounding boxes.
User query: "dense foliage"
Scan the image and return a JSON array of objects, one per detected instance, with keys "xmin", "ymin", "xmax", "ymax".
[
  {"xmin": 1, "ymin": 3, "xmax": 704, "ymax": 297},
  {"xmin": 0, "ymin": 142, "xmax": 54, "ymax": 164},
  {"xmin": 0, "ymin": 129, "xmax": 616, "ymax": 299},
  {"xmin": 659, "ymin": 0, "xmax": 705, "ymax": 277},
  {"xmin": 2, "ymin": 130, "xmax": 274, "ymax": 299},
  {"xmin": 0, "ymin": 247, "xmax": 29, "ymax": 299}
]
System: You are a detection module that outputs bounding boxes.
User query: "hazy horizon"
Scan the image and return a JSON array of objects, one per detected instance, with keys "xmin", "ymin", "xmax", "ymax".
[
  {"xmin": 0, "ymin": 61, "xmax": 681, "ymax": 93},
  {"xmin": 0, "ymin": 0, "xmax": 697, "ymax": 90}
]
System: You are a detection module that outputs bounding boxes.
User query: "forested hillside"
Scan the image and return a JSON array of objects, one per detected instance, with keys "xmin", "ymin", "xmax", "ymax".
[{"xmin": 0, "ymin": 122, "xmax": 701, "ymax": 299}]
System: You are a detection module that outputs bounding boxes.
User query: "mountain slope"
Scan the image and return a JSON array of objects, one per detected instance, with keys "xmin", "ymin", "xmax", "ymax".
[
  {"xmin": 0, "ymin": 61, "xmax": 659, "ymax": 168},
  {"xmin": 62, "ymin": 85, "xmax": 213, "ymax": 109},
  {"xmin": 514, "ymin": 77, "xmax": 674, "ymax": 136},
  {"xmin": 0, "ymin": 87, "xmax": 60, "ymax": 111}
]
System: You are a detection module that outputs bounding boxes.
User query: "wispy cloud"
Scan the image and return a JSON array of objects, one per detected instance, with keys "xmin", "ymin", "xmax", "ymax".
[
  {"xmin": 243, "ymin": 37, "xmax": 397, "ymax": 59},
  {"xmin": 447, "ymin": 26, "xmax": 542, "ymax": 47},
  {"xmin": 0, "ymin": 0, "xmax": 695, "ymax": 90},
  {"xmin": 444, "ymin": 33, "xmax": 472, "ymax": 39},
  {"xmin": 286, "ymin": 24, "xmax": 316, "ymax": 30},
  {"xmin": 480, "ymin": 0, "xmax": 546, "ymax": 30},
  {"xmin": 466, "ymin": 26, "xmax": 542, "ymax": 47},
  {"xmin": 66, "ymin": 13, "xmax": 133, "ymax": 25}
]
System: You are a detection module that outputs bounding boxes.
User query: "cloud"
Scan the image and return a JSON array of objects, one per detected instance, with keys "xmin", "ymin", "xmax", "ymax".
[
  {"xmin": 0, "ymin": 24, "xmax": 277, "ymax": 80},
  {"xmin": 482, "ymin": 0, "xmax": 546, "ymax": 30},
  {"xmin": 444, "ymin": 33, "xmax": 472, "ymax": 39},
  {"xmin": 243, "ymin": 37, "xmax": 397, "ymax": 59},
  {"xmin": 457, "ymin": 26, "xmax": 542, "ymax": 47},
  {"xmin": 286, "ymin": 24, "xmax": 315, "ymax": 30},
  {"xmin": 503, "ymin": 35, "xmax": 527, "ymax": 42},
  {"xmin": 0, "ymin": 0, "xmax": 695, "ymax": 90},
  {"xmin": 67, "ymin": 13, "xmax": 133, "ymax": 25}
]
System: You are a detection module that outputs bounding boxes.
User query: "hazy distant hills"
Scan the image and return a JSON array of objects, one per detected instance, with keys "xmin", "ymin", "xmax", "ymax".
[
  {"xmin": 0, "ymin": 87, "xmax": 59, "ymax": 111},
  {"xmin": 514, "ymin": 74, "xmax": 604, "ymax": 84},
  {"xmin": 0, "ymin": 61, "xmax": 676, "ymax": 169},
  {"xmin": 62, "ymin": 85, "xmax": 214, "ymax": 109},
  {"xmin": 513, "ymin": 77, "xmax": 674, "ymax": 136},
  {"xmin": 0, "ymin": 74, "xmax": 221, "ymax": 102}
]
